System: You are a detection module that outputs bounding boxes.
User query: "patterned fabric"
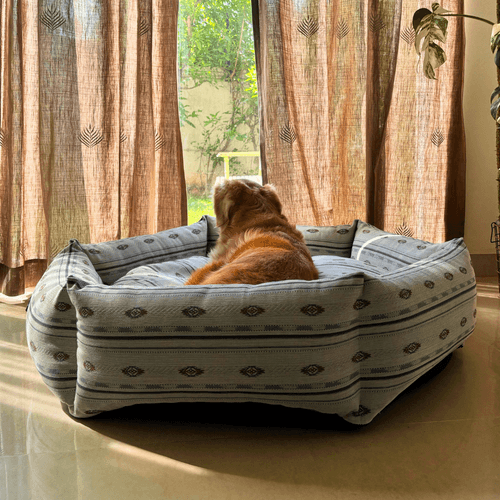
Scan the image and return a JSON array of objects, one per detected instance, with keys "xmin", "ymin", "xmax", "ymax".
[
  {"xmin": 114, "ymin": 256, "xmax": 210, "ymax": 287},
  {"xmin": 26, "ymin": 220, "xmax": 476, "ymax": 424},
  {"xmin": 0, "ymin": 0, "xmax": 186, "ymax": 297},
  {"xmin": 351, "ymin": 221, "xmax": 458, "ymax": 272},
  {"xmin": 79, "ymin": 218, "xmax": 208, "ymax": 285},
  {"xmin": 297, "ymin": 221, "xmax": 357, "ymax": 257},
  {"xmin": 252, "ymin": 0, "xmax": 466, "ymax": 242}
]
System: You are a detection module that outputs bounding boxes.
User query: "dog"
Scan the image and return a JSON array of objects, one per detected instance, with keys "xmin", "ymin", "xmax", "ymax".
[{"xmin": 184, "ymin": 178, "xmax": 319, "ymax": 285}]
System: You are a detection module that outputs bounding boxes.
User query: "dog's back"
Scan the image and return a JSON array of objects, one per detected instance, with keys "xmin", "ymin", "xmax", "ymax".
[{"xmin": 185, "ymin": 179, "xmax": 318, "ymax": 285}]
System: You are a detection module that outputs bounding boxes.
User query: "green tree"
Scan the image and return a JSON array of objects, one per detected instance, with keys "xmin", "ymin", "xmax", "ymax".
[{"xmin": 178, "ymin": 0, "xmax": 259, "ymax": 195}]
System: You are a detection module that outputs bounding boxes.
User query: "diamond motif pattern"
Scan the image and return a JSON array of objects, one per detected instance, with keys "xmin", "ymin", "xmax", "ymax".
[
  {"xmin": 353, "ymin": 299, "xmax": 370, "ymax": 310},
  {"xmin": 301, "ymin": 364, "xmax": 325, "ymax": 376},
  {"xmin": 403, "ymin": 342, "xmax": 421, "ymax": 355},
  {"xmin": 241, "ymin": 305, "xmax": 265, "ymax": 317},
  {"xmin": 352, "ymin": 351, "xmax": 371, "ymax": 363},
  {"xmin": 182, "ymin": 306, "xmax": 206, "ymax": 318},
  {"xmin": 240, "ymin": 366, "xmax": 265, "ymax": 377},
  {"xmin": 125, "ymin": 307, "xmax": 147, "ymax": 319},
  {"xmin": 179, "ymin": 366, "xmax": 204, "ymax": 377},
  {"xmin": 122, "ymin": 366, "xmax": 144, "ymax": 377},
  {"xmin": 301, "ymin": 304, "xmax": 325, "ymax": 316}
]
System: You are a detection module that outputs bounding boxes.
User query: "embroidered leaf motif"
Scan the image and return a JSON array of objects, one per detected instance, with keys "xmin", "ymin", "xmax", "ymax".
[
  {"xmin": 297, "ymin": 17, "xmax": 319, "ymax": 38},
  {"xmin": 279, "ymin": 124, "xmax": 296, "ymax": 144},
  {"xmin": 120, "ymin": 131, "xmax": 128, "ymax": 143},
  {"xmin": 460, "ymin": 317, "xmax": 467, "ymax": 327},
  {"xmin": 395, "ymin": 223, "xmax": 414, "ymax": 238},
  {"xmin": 139, "ymin": 18, "xmax": 150, "ymax": 36},
  {"xmin": 413, "ymin": 3, "xmax": 449, "ymax": 79},
  {"xmin": 401, "ymin": 26, "xmax": 416, "ymax": 46},
  {"xmin": 399, "ymin": 289, "xmax": 412, "ymax": 300},
  {"xmin": 431, "ymin": 128, "xmax": 444, "ymax": 147},
  {"xmin": 155, "ymin": 130, "xmax": 166, "ymax": 151},
  {"xmin": 369, "ymin": 13, "xmax": 386, "ymax": 33},
  {"xmin": 336, "ymin": 19, "xmax": 350, "ymax": 40},
  {"xmin": 0, "ymin": 128, "xmax": 7, "ymax": 148},
  {"xmin": 40, "ymin": 5, "xmax": 66, "ymax": 31},
  {"xmin": 79, "ymin": 125, "xmax": 104, "ymax": 148}
]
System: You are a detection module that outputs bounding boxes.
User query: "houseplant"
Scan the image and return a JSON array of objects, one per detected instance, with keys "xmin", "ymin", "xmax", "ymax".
[{"xmin": 413, "ymin": 3, "xmax": 500, "ymax": 287}]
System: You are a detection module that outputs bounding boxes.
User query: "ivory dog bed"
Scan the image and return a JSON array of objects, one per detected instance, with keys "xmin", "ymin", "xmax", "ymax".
[{"xmin": 26, "ymin": 217, "xmax": 477, "ymax": 424}]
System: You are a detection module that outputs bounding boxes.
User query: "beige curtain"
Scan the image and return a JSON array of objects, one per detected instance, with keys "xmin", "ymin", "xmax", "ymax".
[
  {"xmin": 252, "ymin": 0, "xmax": 466, "ymax": 242},
  {"xmin": 0, "ymin": 0, "xmax": 187, "ymax": 298}
]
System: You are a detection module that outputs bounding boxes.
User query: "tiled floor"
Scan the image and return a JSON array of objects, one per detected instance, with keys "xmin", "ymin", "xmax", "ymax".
[{"xmin": 1, "ymin": 278, "xmax": 499, "ymax": 500}]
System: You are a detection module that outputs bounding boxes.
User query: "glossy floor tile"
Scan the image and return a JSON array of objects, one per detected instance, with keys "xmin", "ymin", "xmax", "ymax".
[{"xmin": 1, "ymin": 278, "xmax": 499, "ymax": 500}]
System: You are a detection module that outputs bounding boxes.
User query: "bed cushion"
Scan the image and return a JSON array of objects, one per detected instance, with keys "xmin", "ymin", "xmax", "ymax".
[
  {"xmin": 26, "ymin": 219, "xmax": 477, "ymax": 424},
  {"xmin": 206, "ymin": 216, "xmax": 357, "ymax": 257}
]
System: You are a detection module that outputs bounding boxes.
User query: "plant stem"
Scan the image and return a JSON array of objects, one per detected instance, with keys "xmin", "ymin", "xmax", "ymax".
[{"xmin": 440, "ymin": 13, "xmax": 495, "ymax": 26}]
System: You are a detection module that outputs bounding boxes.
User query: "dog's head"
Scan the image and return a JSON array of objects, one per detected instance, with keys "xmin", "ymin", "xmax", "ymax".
[{"xmin": 213, "ymin": 178, "xmax": 283, "ymax": 231}]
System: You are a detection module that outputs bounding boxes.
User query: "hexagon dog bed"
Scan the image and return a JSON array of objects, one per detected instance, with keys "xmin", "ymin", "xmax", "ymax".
[{"xmin": 26, "ymin": 216, "xmax": 477, "ymax": 424}]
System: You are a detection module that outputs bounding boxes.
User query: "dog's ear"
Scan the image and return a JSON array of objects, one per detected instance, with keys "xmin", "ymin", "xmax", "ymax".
[
  {"xmin": 260, "ymin": 184, "xmax": 282, "ymax": 215},
  {"xmin": 214, "ymin": 189, "xmax": 235, "ymax": 229}
]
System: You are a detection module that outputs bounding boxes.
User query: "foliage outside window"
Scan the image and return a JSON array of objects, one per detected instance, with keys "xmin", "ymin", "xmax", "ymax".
[{"xmin": 178, "ymin": 0, "xmax": 259, "ymax": 219}]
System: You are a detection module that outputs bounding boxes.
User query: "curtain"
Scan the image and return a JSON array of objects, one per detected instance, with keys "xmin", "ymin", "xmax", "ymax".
[
  {"xmin": 252, "ymin": 0, "xmax": 466, "ymax": 242},
  {"xmin": 0, "ymin": 0, "xmax": 187, "ymax": 298}
]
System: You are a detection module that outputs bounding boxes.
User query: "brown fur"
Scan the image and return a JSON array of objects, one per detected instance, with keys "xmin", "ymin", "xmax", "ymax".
[{"xmin": 184, "ymin": 179, "xmax": 319, "ymax": 285}]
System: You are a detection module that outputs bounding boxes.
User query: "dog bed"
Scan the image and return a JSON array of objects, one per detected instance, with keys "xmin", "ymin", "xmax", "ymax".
[{"xmin": 26, "ymin": 217, "xmax": 477, "ymax": 424}]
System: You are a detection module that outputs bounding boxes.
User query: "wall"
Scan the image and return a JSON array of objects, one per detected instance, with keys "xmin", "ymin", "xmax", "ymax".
[
  {"xmin": 463, "ymin": 0, "xmax": 498, "ymax": 274},
  {"xmin": 180, "ymin": 81, "xmax": 259, "ymax": 191}
]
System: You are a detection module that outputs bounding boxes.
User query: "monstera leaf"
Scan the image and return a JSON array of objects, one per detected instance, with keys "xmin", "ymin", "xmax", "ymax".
[
  {"xmin": 490, "ymin": 24, "xmax": 500, "ymax": 123},
  {"xmin": 413, "ymin": 3, "xmax": 450, "ymax": 79}
]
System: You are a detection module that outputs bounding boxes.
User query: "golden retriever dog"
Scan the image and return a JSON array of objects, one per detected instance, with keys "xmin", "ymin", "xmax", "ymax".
[{"xmin": 184, "ymin": 178, "xmax": 319, "ymax": 285}]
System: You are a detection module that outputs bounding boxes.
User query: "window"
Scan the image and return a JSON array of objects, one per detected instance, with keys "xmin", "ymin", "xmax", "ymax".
[{"xmin": 178, "ymin": 0, "xmax": 259, "ymax": 223}]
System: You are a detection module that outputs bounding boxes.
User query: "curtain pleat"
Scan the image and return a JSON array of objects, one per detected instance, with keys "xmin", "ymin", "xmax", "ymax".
[
  {"xmin": 0, "ymin": 0, "xmax": 186, "ymax": 298},
  {"xmin": 253, "ymin": 0, "xmax": 466, "ymax": 242}
]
